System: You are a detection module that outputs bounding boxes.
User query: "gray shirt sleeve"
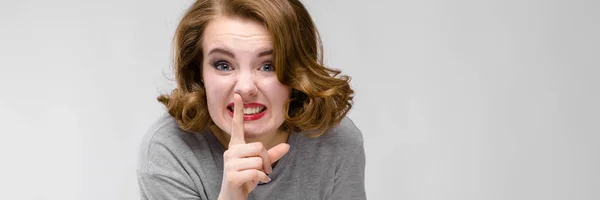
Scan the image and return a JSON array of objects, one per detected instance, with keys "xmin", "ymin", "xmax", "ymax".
[
  {"xmin": 329, "ymin": 118, "xmax": 367, "ymax": 200},
  {"xmin": 137, "ymin": 120, "xmax": 204, "ymax": 200}
]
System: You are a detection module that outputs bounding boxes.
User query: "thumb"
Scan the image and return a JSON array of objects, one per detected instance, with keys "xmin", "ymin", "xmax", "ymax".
[{"xmin": 267, "ymin": 143, "xmax": 290, "ymax": 164}]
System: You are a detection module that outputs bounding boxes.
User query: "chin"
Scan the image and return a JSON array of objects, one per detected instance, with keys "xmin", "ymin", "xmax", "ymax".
[{"xmin": 242, "ymin": 122, "xmax": 273, "ymax": 137}]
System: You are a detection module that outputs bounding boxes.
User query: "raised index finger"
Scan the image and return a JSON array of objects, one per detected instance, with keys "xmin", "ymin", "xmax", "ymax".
[{"xmin": 229, "ymin": 93, "xmax": 246, "ymax": 145}]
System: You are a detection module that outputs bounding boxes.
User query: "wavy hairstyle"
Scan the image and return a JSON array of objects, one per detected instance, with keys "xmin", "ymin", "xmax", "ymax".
[{"xmin": 158, "ymin": 0, "xmax": 354, "ymax": 137}]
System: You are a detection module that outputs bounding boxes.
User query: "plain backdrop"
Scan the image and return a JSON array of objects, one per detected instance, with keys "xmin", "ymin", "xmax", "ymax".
[{"xmin": 1, "ymin": 0, "xmax": 599, "ymax": 199}]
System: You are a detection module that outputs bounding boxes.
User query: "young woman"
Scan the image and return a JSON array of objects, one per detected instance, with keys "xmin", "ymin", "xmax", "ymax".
[{"xmin": 137, "ymin": 0, "xmax": 365, "ymax": 199}]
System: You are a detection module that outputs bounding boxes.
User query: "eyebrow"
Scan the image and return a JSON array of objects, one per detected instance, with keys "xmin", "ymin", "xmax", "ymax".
[
  {"xmin": 206, "ymin": 48, "xmax": 273, "ymax": 58},
  {"xmin": 257, "ymin": 49, "xmax": 273, "ymax": 57},
  {"xmin": 207, "ymin": 48, "xmax": 235, "ymax": 58}
]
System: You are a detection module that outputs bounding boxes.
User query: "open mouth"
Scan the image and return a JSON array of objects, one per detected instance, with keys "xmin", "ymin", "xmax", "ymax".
[
  {"xmin": 227, "ymin": 105, "xmax": 267, "ymax": 115},
  {"xmin": 226, "ymin": 102, "xmax": 268, "ymax": 121}
]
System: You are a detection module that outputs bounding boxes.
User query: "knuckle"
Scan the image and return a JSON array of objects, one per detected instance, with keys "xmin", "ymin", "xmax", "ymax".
[
  {"xmin": 223, "ymin": 150, "xmax": 236, "ymax": 160},
  {"xmin": 255, "ymin": 142, "xmax": 265, "ymax": 149},
  {"xmin": 251, "ymin": 157, "xmax": 263, "ymax": 168},
  {"xmin": 254, "ymin": 170, "xmax": 265, "ymax": 180},
  {"xmin": 250, "ymin": 142, "xmax": 264, "ymax": 152},
  {"xmin": 223, "ymin": 150, "xmax": 231, "ymax": 158}
]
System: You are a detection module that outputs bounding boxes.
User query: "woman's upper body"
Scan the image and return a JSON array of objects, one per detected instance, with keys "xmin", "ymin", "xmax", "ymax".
[
  {"xmin": 137, "ymin": 0, "xmax": 364, "ymax": 199},
  {"xmin": 137, "ymin": 112, "xmax": 365, "ymax": 200}
]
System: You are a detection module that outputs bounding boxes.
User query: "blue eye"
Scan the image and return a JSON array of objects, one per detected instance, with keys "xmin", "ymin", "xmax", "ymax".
[
  {"xmin": 213, "ymin": 61, "xmax": 232, "ymax": 71},
  {"xmin": 260, "ymin": 63, "xmax": 275, "ymax": 72}
]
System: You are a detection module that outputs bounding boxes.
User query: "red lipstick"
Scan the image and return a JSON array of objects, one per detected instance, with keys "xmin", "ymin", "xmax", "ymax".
[{"xmin": 227, "ymin": 102, "xmax": 267, "ymax": 121}]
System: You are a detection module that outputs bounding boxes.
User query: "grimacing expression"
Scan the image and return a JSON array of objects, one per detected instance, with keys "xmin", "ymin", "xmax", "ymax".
[{"xmin": 201, "ymin": 15, "xmax": 291, "ymax": 138}]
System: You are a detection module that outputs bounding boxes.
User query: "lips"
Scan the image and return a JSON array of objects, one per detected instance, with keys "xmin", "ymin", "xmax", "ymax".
[{"xmin": 227, "ymin": 102, "xmax": 267, "ymax": 121}]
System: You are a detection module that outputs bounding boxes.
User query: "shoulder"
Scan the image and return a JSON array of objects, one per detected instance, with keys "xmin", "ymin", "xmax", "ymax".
[
  {"xmin": 322, "ymin": 116, "xmax": 364, "ymax": 146},
  {"xmin": 141, "ymin": 112, "xmax": 200, "ymax": 143},
  {"xmin": 137, "ymin": 112, "xmax": 206, "ymax": 173},
  {"xmin": 136, "ymin": 113, "xmax": 210, "ymax": 198},
  {"xmin": 318, "ymin": 116, "xmax": 366, "ymax": 171},
  {"xmin": 139, "ymin": 112, "xmax": 192, "ymax": 155},
  {"xmin": 300, "ymin": 116, "xmax": 365, "ymax": 157}
]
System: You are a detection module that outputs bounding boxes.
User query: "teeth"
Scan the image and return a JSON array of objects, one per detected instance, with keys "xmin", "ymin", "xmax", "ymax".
[{"xmin": 243, "ymin": 106, "xmax": 264, "ymax": 114}]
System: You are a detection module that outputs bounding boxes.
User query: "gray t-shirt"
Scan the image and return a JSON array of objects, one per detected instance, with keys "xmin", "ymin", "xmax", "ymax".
[{"xmin": 137, "ymin": 112, "xmax": 366, "ymax": 200}]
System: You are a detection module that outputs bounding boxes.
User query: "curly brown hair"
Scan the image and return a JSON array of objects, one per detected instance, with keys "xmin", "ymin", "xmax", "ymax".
[{"xmin": 158, "ymin": 0, "xmax": 354, "ymax": 137}]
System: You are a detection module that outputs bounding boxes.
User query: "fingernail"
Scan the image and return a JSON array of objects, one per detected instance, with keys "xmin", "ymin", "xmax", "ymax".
[{"xmin": 266, "ymin": 176, "xmax": 271, "ymax": 183}]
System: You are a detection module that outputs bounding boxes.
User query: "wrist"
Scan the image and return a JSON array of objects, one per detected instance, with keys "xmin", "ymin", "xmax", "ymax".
[{"xmin": 218, "ymin": 185, "xmax": 244, "ymax": 200}]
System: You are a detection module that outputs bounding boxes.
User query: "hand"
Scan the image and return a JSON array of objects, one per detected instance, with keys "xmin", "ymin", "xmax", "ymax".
[{"xmin": 218, "ymin": 93, "xmax": 290, "ymax": 200}]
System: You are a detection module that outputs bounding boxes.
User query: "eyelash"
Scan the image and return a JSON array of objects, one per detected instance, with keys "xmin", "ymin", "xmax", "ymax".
[
  {"xmin": 210, "ymin": 60, "xmax": 275, "ymax": 72},
  {"xmin": 259, "ymin": 63, "xmax": 275, "ymax": 72},
  {"xmin": 212, "ymin": 60, "xmax": 232, "ymax": 71}
]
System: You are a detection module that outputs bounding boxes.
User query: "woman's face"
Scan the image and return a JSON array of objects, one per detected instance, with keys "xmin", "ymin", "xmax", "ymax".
[{"xmin": 201, "ymin": 15, "xmax": 291, "ymax": 138}]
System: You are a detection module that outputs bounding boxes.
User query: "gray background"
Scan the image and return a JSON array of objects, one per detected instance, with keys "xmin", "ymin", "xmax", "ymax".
[{"xmin": 0, "ymin": 0, "xmax": 598, "ymax": 199}]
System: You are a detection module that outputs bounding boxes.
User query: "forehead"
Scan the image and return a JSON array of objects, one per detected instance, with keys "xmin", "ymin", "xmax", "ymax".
[{"xmin": 202, "ymin": 16, "xmax": 272, "ymax": 54}]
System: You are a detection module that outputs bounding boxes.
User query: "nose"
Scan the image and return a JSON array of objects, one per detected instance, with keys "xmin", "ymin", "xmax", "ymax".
[{"xmin": 233, "ymin": 70, "xmax": 258, "ymax": 100}]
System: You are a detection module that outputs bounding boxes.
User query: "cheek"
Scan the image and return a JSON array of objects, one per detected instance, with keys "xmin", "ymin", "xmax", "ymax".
[
  {"xmin": 202, "ymin": 70, "xmax": 231, "ymax": 112},
  {"xmin": 259, "ymin": 78, "xmax": 291, "ymax": 109}
]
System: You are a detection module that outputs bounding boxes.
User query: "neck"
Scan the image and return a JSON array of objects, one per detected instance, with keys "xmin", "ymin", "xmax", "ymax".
[{"xmin": 209, "ymin": 125, "xmax": 290, "ymax": 150}]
